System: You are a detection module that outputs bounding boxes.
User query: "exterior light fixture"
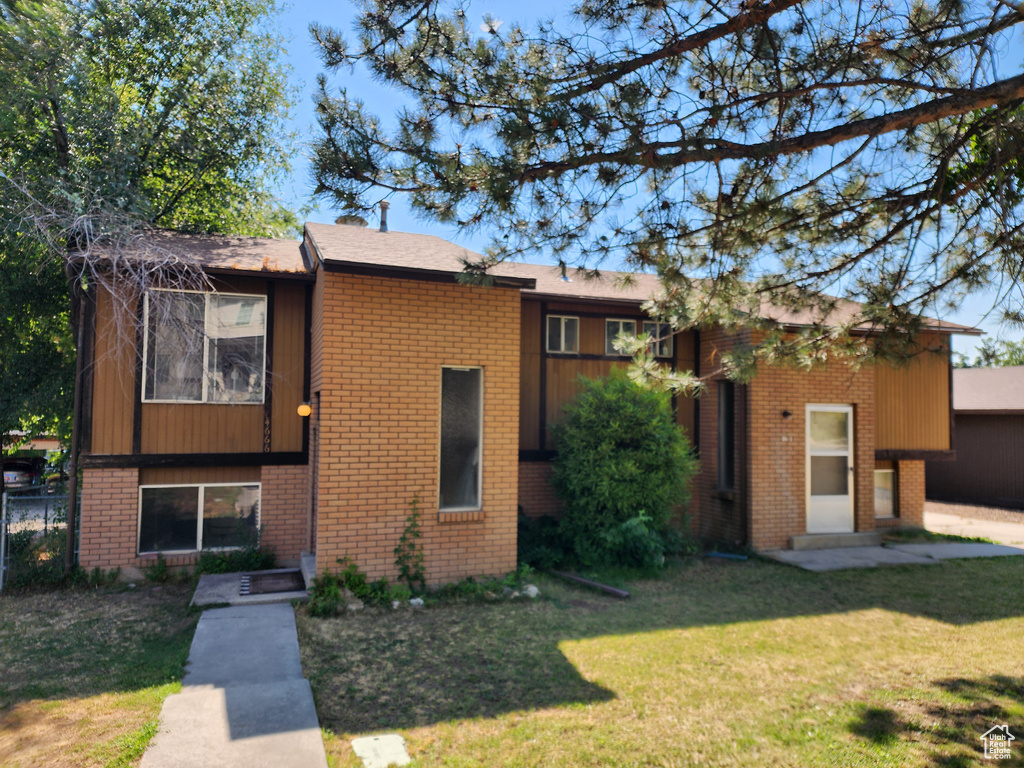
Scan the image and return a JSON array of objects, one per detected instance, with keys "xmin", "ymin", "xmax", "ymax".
[
  {"xmin": 297, "ymin": 402, "xmax": 312, "ymax": 418},
  {"xmin": 781, "ymin": 410, "xmax": 792, "ymax": 419}
]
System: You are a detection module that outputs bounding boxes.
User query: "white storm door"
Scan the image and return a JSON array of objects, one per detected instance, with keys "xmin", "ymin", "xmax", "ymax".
[{"xmin": 806, "ymin": 405, "xmax": 854, "ymax": 534}]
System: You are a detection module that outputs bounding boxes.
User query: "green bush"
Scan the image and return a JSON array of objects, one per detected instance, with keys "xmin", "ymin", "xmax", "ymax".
[
  {"xmin": 517, "ymin": 513, "xmax": 569, "ymax": 569},
  {"xmin": 195, "ymin": 545, "xmax": 276, "ymax": 575},
  {"xmin": 550, "ymin": 369, "xmax": 698, "ymax": 567}
]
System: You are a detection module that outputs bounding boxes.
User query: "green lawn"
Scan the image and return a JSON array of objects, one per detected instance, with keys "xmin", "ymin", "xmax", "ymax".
[
  {"xmin": 0, "ymin": 583, "xmax": 197, "ymax": 768},
  {"xmin": 297, "ymin": 557, "xmax": 1024, "ymax": 767}
]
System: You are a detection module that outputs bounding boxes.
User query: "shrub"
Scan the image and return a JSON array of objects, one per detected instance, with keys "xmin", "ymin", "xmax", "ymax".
[
  {"xmin": 517, "ymin": 513, "xmax": 569, "ymax": 569},
  {"xmin": 393, "ymin": 496, "xmax": 426, "ymax": 593},
  {"xmin": 195, "ymin": 545, "xmax": 276, "ymax": 575},
  {"xmin": 550, "ymin": 368, "xmax": 698, "ymax": 567},
  {"xmin": 308, "ymin": 569, "xmax": 344, "ymax": 617}
]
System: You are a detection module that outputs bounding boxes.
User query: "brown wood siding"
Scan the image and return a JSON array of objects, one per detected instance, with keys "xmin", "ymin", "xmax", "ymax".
[
  {"xmin": 89, "ymin": 277, "xmax": 307, "ymax": 456},
  {"xmin": 89, "ymin": 287, "xmax": 136, "ymax": 454},
  {"xmin": 926, "ymin": 414, "xmax": 1024, "ymax": 509},
  {"xmin": 518, "ymin": 298, "xmax": 698, "ymax": 449},
  {"xmin": 269, "ymin": 281, "xmax": 306, "ymax": 452},
  {"xmin": 139, "ymin": 466, "xmax": 261, "ymax": 485},
  {"xmin": 874, "ymin": 334, "xmax": 951, "ymax": 451},
  {"xmin": 519, "ymin": 301, "xmax": 542, "ymax": 450}
]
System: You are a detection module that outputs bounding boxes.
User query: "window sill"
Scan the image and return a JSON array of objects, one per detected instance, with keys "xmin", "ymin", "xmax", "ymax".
[{"xmin": 438, "ymin": 510, "xmax": 485, "ymax": 524}]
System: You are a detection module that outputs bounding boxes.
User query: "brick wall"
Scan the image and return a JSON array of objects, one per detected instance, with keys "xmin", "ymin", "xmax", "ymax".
[
  {"xmin": 259, "ymin": 464, "xmax": 311, "ymax": 565},
  {"xmin": 313, "ymin": 271, "xmax": 521, "ymax": 584},
  {"xmin": 79, "ymin": 464, "xmax": 310, "ymax": 576},
  {"xmin": 518, "ymin": 461, "xmax": 562, "ymax": 518},
  {"xmin": 79, "ymin": 467, "xmax": 142, "ymax": 573},
  {"xmin": 896, "ymin": 459, "xmax": 925, "ymax": 527},
  {"xmin": 692, "ymin": 328, "xmax": 750, "ymax": 545},
  {"xmin": 747, "ymin": 356, "xmax": 876, "ymax": 550}
]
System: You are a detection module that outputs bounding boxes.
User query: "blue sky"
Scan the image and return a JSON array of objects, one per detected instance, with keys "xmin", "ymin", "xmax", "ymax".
[{"xmin": 273, "ymin": 1, "xmax": 1022, "ymax": 357}]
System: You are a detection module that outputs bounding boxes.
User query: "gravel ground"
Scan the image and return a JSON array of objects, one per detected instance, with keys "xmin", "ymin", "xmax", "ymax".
[{"xmin": 925, "ymin": 500, "xmax": 1024, "ymax": 525}]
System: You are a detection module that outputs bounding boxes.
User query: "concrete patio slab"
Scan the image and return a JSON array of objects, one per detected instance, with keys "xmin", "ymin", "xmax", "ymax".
[
  {"xmin": 764, "ymin": 541, "xmax": 1024, "ymax": 571},
  {"xmin": 141, "ymin": 603, "xmax": 328, "ymax": 768},
  {"xmin": 888, "ymin": 542, "xmax": 1024, "ymax": 560},
  {"xmin": 763, "ymin": 545, "xmax": 938, "ymax": 571}
]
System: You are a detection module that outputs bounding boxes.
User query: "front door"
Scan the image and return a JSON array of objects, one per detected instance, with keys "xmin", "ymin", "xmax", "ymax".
[{"xmin": 806, "ymin": 405, "xmax": 854, "ymax": 534}]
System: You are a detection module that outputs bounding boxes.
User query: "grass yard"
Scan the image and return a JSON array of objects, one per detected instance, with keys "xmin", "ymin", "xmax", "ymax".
[
  {"xmin": 0, "ymin": 583, "xmax": 197, "ymax": 768},
  {"xmin": 297, "ymin": 557, "xmax": 1024, "ymax": 767}
]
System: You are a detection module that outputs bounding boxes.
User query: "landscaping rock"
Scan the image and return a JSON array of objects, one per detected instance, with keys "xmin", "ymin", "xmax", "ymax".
[
  {"xmin": 502, "ymin": 586, "xmax": 513, "ymax": 597},
  {"xmin": 346, "ymin": 599, "xmax": 364, "ymax": 612},
  {"xmin": 409, "ymin": 597, "xmax": 425, "ymax": 609},
  {"xmin": 523, "ymin": 584, "xmax": 540, "ymax": 599},
  {"xmin": 391, "ymin": 600, "xmax": 401, "ymax": 610}
]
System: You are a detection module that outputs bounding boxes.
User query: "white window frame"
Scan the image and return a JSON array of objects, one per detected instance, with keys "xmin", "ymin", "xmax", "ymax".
[
  {"xmin": 642, "ymin": 321, "xmax": 674, "ymax": 358},
  {"xmin": 438, "ymin": 365, "xmax": 484, "ymax": 513},
  {"xmin": 545, "ymin": 315, "xmax": 580, "ymax": 354},
  {"xmin": 141, "ymin": 288, "xmax": 267, "ymax": 404},
  {"xmin": 605, "ymin": 318, "xmax": 637, "ymax": 356},
  {"xmin": 874, "ymin": 468, "xmax": 897, "ymax": 519},
  {"xmin": 137, "ymin": 481, "xmax": 262, "ymax": 555}
]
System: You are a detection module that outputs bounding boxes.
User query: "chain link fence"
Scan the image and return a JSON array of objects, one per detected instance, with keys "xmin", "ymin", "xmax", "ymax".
[{"xmin": 0, "ymin": 487, "xmax": 79, "ymax": 592}]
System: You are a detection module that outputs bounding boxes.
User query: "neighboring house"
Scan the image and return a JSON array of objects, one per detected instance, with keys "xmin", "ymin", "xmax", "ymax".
[
  {"xmin": 76, "ymin": 222, "xmax": 979, "ymax": 581},
  {"xmin": 925, "ymin": 366, "xmax": 1024, "ymax": 509}
]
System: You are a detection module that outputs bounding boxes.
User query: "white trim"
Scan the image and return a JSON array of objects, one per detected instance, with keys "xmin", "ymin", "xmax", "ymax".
[
  {"xmin": 805, "ymin": 404, "xmax": 855, "ymax": 534},
  {"xmin": 141, "ymin": 288, "xmax": 268, "ymax": 405},
  {"xmin": 605, "ymin": 318, "xmax": 637, "ymax": 356},
  {"xmin": 545, "ymin": 315, "xmax": 580, "ymax": 354},
  {"xmin": 137, "ymin": 481, "xmax": 262, "ymax": 555},
  {"xmin": 642, "ymin": 321, "xmax": 674, "ymax": 358},
  {"xmin": 438, "ymin": 365, "xmax": 484, "ymax": 513}
]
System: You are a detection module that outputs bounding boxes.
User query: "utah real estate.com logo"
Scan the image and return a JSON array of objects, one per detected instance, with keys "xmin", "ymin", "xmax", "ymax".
[{"xmin": 980, "ymin": 725, "xmax": 1015, "ymax": 760}]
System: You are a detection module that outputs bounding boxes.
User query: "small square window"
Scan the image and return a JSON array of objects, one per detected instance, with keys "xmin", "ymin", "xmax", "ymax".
[
  {"xmin": 605, "ymin": 319, "xmax": 637, "ymax": 356},
  {"xmin": 546, "ymin": 315, "xmax": 579, "ymax": 354},
  {"xmin": 642, "ymin": 321, "xmax": 674, "ymax": 358},
  {"xmin": 874, "ymin": 469, "xmax": 896, "ymax": 518}
]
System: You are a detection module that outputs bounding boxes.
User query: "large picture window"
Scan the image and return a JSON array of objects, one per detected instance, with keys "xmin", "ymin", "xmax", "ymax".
[
  {"xmin": 138, "ymin": 483, "xmax": 260, "ymax": 554},
  {"xmin": 143, "ymin": 289, "xmax": 266, "ymax": 403},
  {"xmin": 439, "ymin": 367, "xmax": 482, "ymax": 511}
]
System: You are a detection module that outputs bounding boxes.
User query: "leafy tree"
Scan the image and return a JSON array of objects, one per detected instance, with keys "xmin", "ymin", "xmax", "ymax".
[
  {"xmin": 955, "ymin": 337, "xmax": 1024, "ymax": 368},
  {"xmin": 550, "ymin": 369, "xmax": 698, "ymax": 568},
  {"xmin": 311, "ymin": 0, "xmax": 1024, "ymax": 385},
  {"xmin": 0, "ymin": 0, "xmax": 297, "ymax": 447}
]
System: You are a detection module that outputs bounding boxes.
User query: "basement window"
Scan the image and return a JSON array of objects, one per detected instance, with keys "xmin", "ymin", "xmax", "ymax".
[
  {"xmin": 874, "ymin": 464, "xmax": 897, "ymax": 519},
  {"xmin": 439, "ymin": 367, "xmax": 482, "ymax": 511},
  {"xmin": 143, "ymin": 289, "xmax": 266, "ymax": 403},
  {"xmin": 138, "ymin": 483, "xmax": 260, "ymax": 554}
]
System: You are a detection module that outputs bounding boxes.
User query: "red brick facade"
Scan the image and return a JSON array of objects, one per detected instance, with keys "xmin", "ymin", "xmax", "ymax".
[
  {"xmin": 79, "ymin": 464, "xmax": 310, "ymax": 577},
  {"xmin": 311, "ymin": 271, "xmax": 521, "ymax": 584}
]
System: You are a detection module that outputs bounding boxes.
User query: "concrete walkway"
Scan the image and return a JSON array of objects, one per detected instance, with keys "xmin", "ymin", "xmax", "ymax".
[
  {"xmin": 763, "ymin": 542, "xmax": 1024, "ymax": 572},
  {"xmin": 141, "ymin": 604, "xmax": 328, "ymax": 768}
]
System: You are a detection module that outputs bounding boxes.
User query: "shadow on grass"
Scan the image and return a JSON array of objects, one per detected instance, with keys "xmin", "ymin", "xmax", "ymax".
[
  {"xmin": 0, "ymin": 583, "xmax": 198, "ymax": 712},
  {"xmin": 848, "ymin": 675, "xmax": 1023, "ymax": 767},
  {"xmin": 298, "ymin": 557, "xmax": 1024, "ymax": 734}
]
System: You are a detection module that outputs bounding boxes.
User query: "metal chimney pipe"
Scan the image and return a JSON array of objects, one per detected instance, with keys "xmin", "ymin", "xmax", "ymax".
[{"xmin": 379, "ymin": 200, "xmax": 389, "ymax": 233}]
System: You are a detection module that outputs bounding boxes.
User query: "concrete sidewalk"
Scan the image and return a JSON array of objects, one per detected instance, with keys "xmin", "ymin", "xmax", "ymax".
[
  {"xmin": 924, "ymin": 510, "xmax": 1024, "ymax": 546},
  {"xmin": 763, "ymin": 541, "xmax": 1024, "ymax": 572},
  {"xmin": 141, "ymin": 604, "xmax": 328, "ymax": 768}
]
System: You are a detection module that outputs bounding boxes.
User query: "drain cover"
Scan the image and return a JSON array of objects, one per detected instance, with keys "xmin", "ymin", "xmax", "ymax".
[{"xmin": 242, "ymin": 571, "xmax": 305, "ymax": 595}]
